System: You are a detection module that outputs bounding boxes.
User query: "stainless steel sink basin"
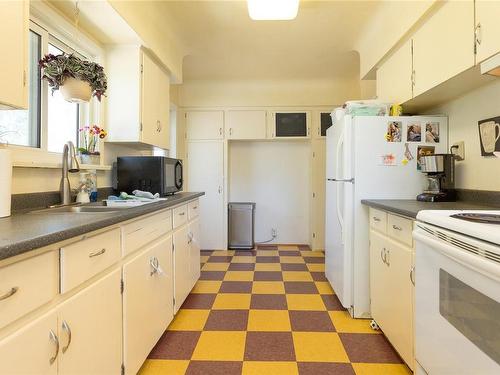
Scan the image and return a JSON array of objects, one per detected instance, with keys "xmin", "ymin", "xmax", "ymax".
[{"xmin": 31, "ymin": 203, "xmax": 129, "ymax": 214}]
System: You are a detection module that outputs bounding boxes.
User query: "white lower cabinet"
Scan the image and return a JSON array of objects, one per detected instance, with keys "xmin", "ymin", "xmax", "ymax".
[
  {"xmin": 0, "ymin": 269, "xmax": 122, "ymax": 375},
  {"xmin": 0, "ymin": 310, "xmax": 58, "ymax": 375},
  {"xmin": 369, "ymin": 208, "xmax": 414, "ymax": 370},
  {"xmin": 123, "ymin": 235, "xmax": 174, "ymax": 375},
  {"xmin": 188, "ymin": 218, "xmax": 201, "ymax": 286},
  {"xmin": 173, "ymin": 225, "xmax": 191, "ymax": 314}
]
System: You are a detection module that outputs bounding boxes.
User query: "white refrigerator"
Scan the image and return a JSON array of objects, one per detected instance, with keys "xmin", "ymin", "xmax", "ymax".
[{"xmin": 325, "ymin": 114, "xmax": 448, "ymax": 318}]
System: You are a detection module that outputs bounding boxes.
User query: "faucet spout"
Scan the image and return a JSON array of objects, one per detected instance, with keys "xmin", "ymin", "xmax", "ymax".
[{"xmin": 60, "ymin": 141, "xmax": 80, "ymax": 205}]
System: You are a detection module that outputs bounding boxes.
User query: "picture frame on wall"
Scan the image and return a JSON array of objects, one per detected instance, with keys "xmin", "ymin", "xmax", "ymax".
[{"xmin": 478, "ymin": 116, "xmax": 500, "ymax": 157}]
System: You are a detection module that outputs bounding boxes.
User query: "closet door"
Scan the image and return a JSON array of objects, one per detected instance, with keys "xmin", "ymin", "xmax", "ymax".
[{"xmin": 186, "ymin": 141, "xmax": 225, "ymax": 249}]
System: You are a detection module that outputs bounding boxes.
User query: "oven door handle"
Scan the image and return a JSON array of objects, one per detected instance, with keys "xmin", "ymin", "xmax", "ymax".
[{"xmin": 414, "ymin": 228, "xmax": 500, "ymax": 282}]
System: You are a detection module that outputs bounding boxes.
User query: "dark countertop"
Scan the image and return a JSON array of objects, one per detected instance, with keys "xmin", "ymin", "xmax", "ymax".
[
  {"xmin": 0, "ymin": 192, "xmax": 204, "ymax": 262},
  {"xmin": 361, "ymin": 199, "xmax": 499, "ymax": 219}
]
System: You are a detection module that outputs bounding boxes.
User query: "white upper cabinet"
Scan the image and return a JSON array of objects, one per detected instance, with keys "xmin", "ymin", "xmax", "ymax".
[
  {"xmin": 106, "ymin": 45, "xmax": 170, "ymax": 149},
  {"xmin": 186, "ymin": 111, "xmax": 224, "ymax": 140},
  {"xmin": 226, "ymin": 110, "xmax": 267, "ymax": 140},
  {"xmin": 376, "ymin": 39, "xmax": 413, "ymax": 104},
  {"xmin": 412, "ymin": 1, "xmax": 474, "ymax": 97},
  {"xmin": 0, "ymin": 0, "xmax": 28, "ymax": 108},
  {"xmin": 475, "ymin": 0, "xmax": 500, "ymax": 63}
]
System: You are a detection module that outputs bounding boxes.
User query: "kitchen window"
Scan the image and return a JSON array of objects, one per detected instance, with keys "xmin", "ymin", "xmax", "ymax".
[{"xmin": 0, "ymin": 19, "xmax": 99, "ymax": 158}]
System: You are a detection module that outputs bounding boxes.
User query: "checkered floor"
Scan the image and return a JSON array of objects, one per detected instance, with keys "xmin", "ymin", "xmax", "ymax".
[{"xmin": 138, "ymin": 245, "xmax": 411, "ymax": 375}]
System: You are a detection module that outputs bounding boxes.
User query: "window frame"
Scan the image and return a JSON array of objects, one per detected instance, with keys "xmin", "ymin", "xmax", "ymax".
[{"xmin": 7, "ymin": 7, "xmax": 104, "ymax": 167}]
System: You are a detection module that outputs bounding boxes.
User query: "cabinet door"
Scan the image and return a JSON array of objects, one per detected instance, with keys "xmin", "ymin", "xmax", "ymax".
[
  {"xmin": 227, "ymin": 110, "xmax": 267, "ymax": 140},
  {"xmin": 0, "ymin": 0, "xmax": 28, "ymax": 108},
  {"xmin": 57, "ymin": 269, "xmax": 122, "ymax": 375},
  {"xmin": 315, "ymin": 112, "xmax": 333, "ymax": 138},
  {"xmin": 272, "ymin": 112, "xmax": 310, "ymax": 138},
  {"xmin": 189, "ymin": 218, "xmax": 201, "ymax": 287},
  {"xmin": 376, "ymin": 39, "xmax": 413, "ymax": 103},
  {"xmin": 368, "ymin": 230, "xmax": 392, "ymax": 331},
  {"xmin": 475, "ymin": 0, "xmax": 500, "ymax": 63},
  {"xmin": 186, "ymin": 141, "xmax": 225, "ymax": 249},
  {"xmin": 123, "ymin": 236, "xmax": 174, "ymax": 375},
  {"xmin": 412, "ymin": 1, "xmax": 474, "ymax": 97},
  {"xmin": 186, "ymin": 111, "xmax": 224, "ymax": 140},
  {"xmin": 0, "ymin": 310, "xmax": 58, "ymax": 375},
  {"xmin": 310, "ymin": 139, "xmax": 326, "ymax": 250},
  {"xmin": 173, "ymin": 226, "xmax": 191, "ymax": 313},
  {"xmin": 385, "ymin": 238, "xmax": 414, "ymax": 369},
  {"xmin": 141, "ymin": 52, "xmax": 161, "ymax": 146},
  {"xmin": 156, "ymin": 70, "xmax": 170, "ymax": 150}
]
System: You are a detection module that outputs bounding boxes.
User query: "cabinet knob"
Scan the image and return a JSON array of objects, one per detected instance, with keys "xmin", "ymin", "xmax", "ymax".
[
  {"xmin": 373, "ymin": 216, "xmax": 381, "ymax": 222},
  {"xmin": 392, "ymin": 225, "xmax": 402, "ymax": 231},
  {"xmin": 61, "ymin": 320, "xmax": 72, "ymax": 353},
  {"xmin": 49, "ymin": 330, "xmax": 59, "ymax": 365},
  {"xmin": 410, "ymin": 266, "xmax": 415, "ymax": 286},
  {"xmin": 89, "ymin": 248, "xmax": 106, "ymax": 258},
  {"xmin": 0, "ymin": 286, "xmax": 18, "ymax": 301}
]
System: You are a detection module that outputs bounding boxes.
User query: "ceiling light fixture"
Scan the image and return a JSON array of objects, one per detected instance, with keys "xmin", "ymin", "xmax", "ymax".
[{"xmin": 247, "ymin": 0, "xmax": 299, "ymax": 21}]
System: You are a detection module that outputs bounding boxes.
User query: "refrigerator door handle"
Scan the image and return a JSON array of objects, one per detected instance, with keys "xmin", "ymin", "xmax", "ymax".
[
  {"xmin": 335, "ymin": 131, "xmax": 344, "ymax": 180},
  {"xmin": 336, "ymin": 183, "xmax": 344, "ymax": 245},
  {"xmin": 327, "ymin": 178, "xmax": 354, "ymax": 183}
]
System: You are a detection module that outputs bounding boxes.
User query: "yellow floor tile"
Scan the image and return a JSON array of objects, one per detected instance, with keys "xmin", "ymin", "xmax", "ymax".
[
  {"xmin": 213, "ymin": 293, "xmax": 251, "ymax": 310},
  {"xmin": 211, "ymin": 250, "xmax": 236, "ymax": 256},
  {"xmin": 242, "ymin": 361, "xmax": 298, "ymax": 375},
  {"xmin": 256, "ymin": 250, "xmax": 279, "ymax": 256},
  {"xmin": 255, "ymin": 263, "xmax": 281, "ymax": 271},
  {"xmin": 192, "ymin": 331, "xmax": 246, "ymax": 361},
  {"xmin": 293, "ymin": 332, "xmax": 349, "ymax": 362},
  {"xmin": 202, "ymin": 262, "xmax": 230, "ymax": 271},
  {"xmin": 191, "ymin": 280, "xmax": 222, "ymax": 294},
  {"xmin": 286, "ymin": 294, "xmax": 326, "ymax": 311},
  {"xmin": 307, "ymin": 263, "xmax": 325, "ymax": 272},
  {"xmin": 252, "ymin": 281, "xmax": 285, "ymax": 294},
  {"xmin": 138, "ymin": 359, "xmax": 189, "ymax": 375},
  {"xmin": 282, "ymin": 271, "xmax": 314, "ymax": 282},
  {"xmin": 167, "ymin": 309, "xmax": 210, "ymax": 331},
  {"xmin": 224, "ymin": 271, "xmax": 254, "ymax": 281},
  {"xmin": 280, "ymin": 256, "xmax": 305, "ymax": 264},
  {"xmin": 352, "ymin": 363, "xmax": 412, "ymax": 375},
  {"xmin": 278, "ymin": 245, "xmax": 299, "ymax": 250},
  {"xmin": 200, "ymin": 256, "xmax": 210, "ymax": 263},
  {"xmin": 232, "ymin": 256, "xmax": 256, "ymax": 263},
  {"xmin": 315, "ymin": 281, "xmax": 334, "ymax": 294},
  {"xmin": 247, "ymin": 310, "xmax": 291, "ymax": 331},
  {"xmin": 302, "ymin": 251, "xmax": 325, "ymax": 257},
  {"xmin": 328, "ymin": 311, "xmax": 379, "ymax": 334}
]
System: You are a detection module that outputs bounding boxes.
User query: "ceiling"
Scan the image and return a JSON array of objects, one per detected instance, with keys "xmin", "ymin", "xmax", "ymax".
[{"xmin": 158, "ymin": 0, "xmax": 381, "ymax": 81}]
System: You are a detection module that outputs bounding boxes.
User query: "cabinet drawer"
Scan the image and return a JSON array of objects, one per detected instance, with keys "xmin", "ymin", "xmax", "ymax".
[
  {"xmin": 0, "ymin": 251, "xmax": 58, "ymax": 330},
  {"xmin": 188, "ymin": 199, "xmax": 199, "ymax": 220},
  {"xmin": 173, "ymin": 205, "xmax": 188, "ymax": 229},
  {"xmin": 60, "ymin": 228, "xmax": 121, "ymax": 293},
  {"xmin": 122, "ymin": 210, "xmax": 172, "ymax": 257},
  {"xmin": 369, "ymin": 208, "xmax": 387, "ymax": 233},
  {"xmin": 387, "ymin": 214, "xmax": 413, "ymax": 247}
]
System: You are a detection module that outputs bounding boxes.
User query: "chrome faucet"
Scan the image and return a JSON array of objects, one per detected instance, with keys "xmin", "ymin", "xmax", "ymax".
[{"xmin": 60, "ymin": 141, "xmax": 80, "ymax": 205}]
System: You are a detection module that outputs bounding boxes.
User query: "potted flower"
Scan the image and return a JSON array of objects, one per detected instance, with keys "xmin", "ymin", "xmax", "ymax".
[
  {"xmin": 77, "ymin": 125, "xmax": 107, "ymax": 165},
  {"xmin": 39, "ymin": 53, "xmax": 107, "ymax": 103}
]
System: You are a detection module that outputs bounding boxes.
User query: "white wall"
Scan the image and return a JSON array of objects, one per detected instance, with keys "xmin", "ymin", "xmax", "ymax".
[
  {"xmin": 229, "ymin": 141, "xmax": 310, "ymax": 244},
  {"xmin": 430, "ymin": 79, "xmax": 500, "ymax": 190}
]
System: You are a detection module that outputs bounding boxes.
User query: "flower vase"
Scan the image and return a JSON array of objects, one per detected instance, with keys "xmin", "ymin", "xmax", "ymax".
[{"xmin": 79, "ymin": 154, "xmax": 100, "ymax": 165}]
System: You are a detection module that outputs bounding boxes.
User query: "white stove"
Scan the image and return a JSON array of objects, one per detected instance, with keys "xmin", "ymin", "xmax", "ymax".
[{"xmin": 414, "ymin": 210, "xmax": 500, "ymax": 375}]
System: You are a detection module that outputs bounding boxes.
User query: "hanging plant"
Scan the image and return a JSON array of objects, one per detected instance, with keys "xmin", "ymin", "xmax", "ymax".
[{"xmin": 39, "ymin": 53, "xmax": 107, "ymax": 102}]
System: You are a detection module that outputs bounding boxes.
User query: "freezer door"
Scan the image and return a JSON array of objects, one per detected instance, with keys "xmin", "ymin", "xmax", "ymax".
[
  {"xmin": 325, "ymin": 180, "xmax": 354, "ymax": 310},
  {"xmin": 326, "ymin": 115, "xmax": 353, "ymax": 181}
]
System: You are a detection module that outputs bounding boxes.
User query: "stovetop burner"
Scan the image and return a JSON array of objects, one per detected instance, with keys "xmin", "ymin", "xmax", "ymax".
[{"xmin": 450, "ymin": 213, "xmax": 500, "ymax": 224}]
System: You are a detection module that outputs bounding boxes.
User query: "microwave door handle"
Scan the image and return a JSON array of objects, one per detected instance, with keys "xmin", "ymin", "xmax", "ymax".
[{"xmin": 175, "ymin": 161, "xmax": 183, "ymax": 189}]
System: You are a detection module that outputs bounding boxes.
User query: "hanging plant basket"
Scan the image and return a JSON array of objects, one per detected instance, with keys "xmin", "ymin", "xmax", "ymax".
[
  {"xmin": 59, "ymin": 77, "xmax": 92, "ymax": 103},
  {"xmin": 39, "ymin": 53, "xmax": 107, "ymax": 103}
]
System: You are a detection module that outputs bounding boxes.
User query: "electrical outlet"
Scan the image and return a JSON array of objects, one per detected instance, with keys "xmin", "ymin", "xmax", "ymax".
[
  {"xmin": 451, "ymin": 141, "xmax": 465, "ymax": 161},
  {"xmin": 271, "ymin": 228, "xmax": 277, "ymax": 238}
]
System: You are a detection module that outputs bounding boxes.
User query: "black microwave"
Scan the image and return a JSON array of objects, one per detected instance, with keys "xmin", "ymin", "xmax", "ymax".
[{"xmin": 117, "ymin": 156, "xmax": 183, "ymax": 196}]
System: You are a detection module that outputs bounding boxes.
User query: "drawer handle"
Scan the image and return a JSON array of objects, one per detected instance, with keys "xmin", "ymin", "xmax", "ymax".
[
  {"xmin": 0, "ymin": 286, "xmax": 18, "ymax": 301},
  {"xmin": 188, "ymin": 231, "xmax": 193, "ymax": 244},
  {"xmin": 193, "ymin": 206, "xmax": 198, "ymax": 210},
  {"xmin": 178, "ymin": 212, "xmax": 185, "ymax": 216},
  {"xmin": 150, "ymin": 257, "xmax": 164, "ymax": 276},
  {"xmin": 410, "ymin": 266, "xmax": 415, "ymax": 286},
  {"xmin": 373, "ymin": 216, "xmax": 381, "ymax": 222},
  {"xmin": 89, "ymin": 248, "xmax": 106, "ymax": 258},
  {"xmin": 61, "ymin": 320, "xmax": 72, "ymax": 353},
  {"xmin": 49, "ymin": 329, "xmax": 59, "ymax": 365},
  {"xmin": 129, "ymin": 227, "xmax": 144, "ymax": 235},
  {"xmin": 392, "ymin": 225, "xmax": 402, "ymax": 231}
]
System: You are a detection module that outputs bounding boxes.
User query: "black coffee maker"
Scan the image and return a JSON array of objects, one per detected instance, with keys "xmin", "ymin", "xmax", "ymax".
[{"xmin": 417, "ymin": 154, "xmax": 456, "ymax": 202}]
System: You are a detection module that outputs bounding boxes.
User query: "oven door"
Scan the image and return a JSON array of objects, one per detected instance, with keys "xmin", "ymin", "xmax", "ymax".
[{"xmin": 414, "ymin": 222, "xmax": 500, "ymax": 375}]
